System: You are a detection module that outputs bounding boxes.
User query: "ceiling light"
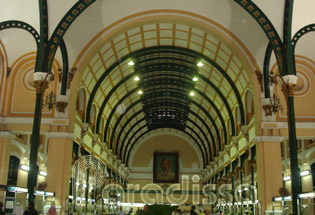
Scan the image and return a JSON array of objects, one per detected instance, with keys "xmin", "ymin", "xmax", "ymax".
[
  {"xmin": 197, "ymin": 61, "xmax": 204, "ymax": 67},
  {"xmin": 299, "ymin": 192, "xmax": 315, "ymax": 199},
  {"xmin": 138, "ymin": 90, "xmax": 143, "ymax": 95},
  {"xmin": 189, "ymin": 91, "xmax": 195, "ymax": 96},
  {"xmin": 20, "ymin": 164, "xmax": 29, "ymax": 171},
  {"xmin": 192, "ymin": 77, "xmax": 198, "ymax": 82},
  {"xmin": 134, "ymin": 76, "xmax": 140, "ymax": 81},
  {"xmin": 39, "ymin": 171, "xmax": 47, "ymax": 176},
  {"xmin": 128, "ymin": 60, "xmax": 134, "ymax": 66}
]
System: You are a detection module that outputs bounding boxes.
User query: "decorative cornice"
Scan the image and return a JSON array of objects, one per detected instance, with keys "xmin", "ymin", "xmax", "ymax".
[
  {"xmin": 46, "ymin": 132, "xmax": 74, "ymax": 139},
  {"xmin": 256, "ymin": 136, "xmax": 284, "ymax": 142},
  {"xmin": 0, "ymin": 131, "xmax": 16, "ymax": 138}
]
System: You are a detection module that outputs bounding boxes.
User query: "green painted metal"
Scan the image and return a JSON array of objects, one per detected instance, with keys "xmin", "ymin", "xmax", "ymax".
[
  {"xmin": 26, "ymin": 0, "xmax": 48, "ymax": 202},
  {"xmin": 134, "ymin": 59, "xmax": 237, "ymax": 134},
  {"xmin": 98, "ymin": 73, "xmax": 229, "ymax": 149},
  {"xmin": 292, "ymin": 24, "xmax": 315, "ymax": 47},
  {"xmin": 117, "ymin": 99, "xmax": 221, "ymax": 160},
  {"xmin": 234, "ymin": 0, "xmax": 284, "ymax": 75},
  {"xmin": 36, "ymin": 0, "xmax": 48, "ymax": 71},
  {"xmin": 263, "ymin": 43, "xmax": 272, "ymax": 98},
  {"xmin": 283, "ymin": 0, "xmax": 295, "ymax": 76},
  {"xmin": 87, "ymin": 46, "xmax": 244, "ymax": 130},
  {"xmin": 287, "ymin": 97, "xmax": 299, "ymax": 215},
  {"xmin": 27, "ymin": 92, "xmax": 42, "ymax": 203},
  {"xmin": 101, "ymin": 84, "xmax": 226, "ymax": 154},
  {"xmin": 284, "ymin": 1, "xmax": 299, "ymax": 214},
  {"xmin": 292, "ymin": 23, "xmax": 315, "ymax": 76},
  {"xmin": 92, "ymin": 64, "xmax": 234, "ymax": 136},
  {"xmin": 116, "ymin": 106, "xmax": 214, "ymax": 162},
  {"xmin": 0, "ymin": 20, "xmax": 40, "ymax": 45},
  {"xmin": 44, "ymin": 0, "xmax": 97, "ymax": 72},
  {"xmin": 59, "ymin": 39, "xmax": 69, "ymax": 95},
  {"xmin": 124, "ymin": 123, "xmax": 206, "ymax": 167},
  {"xmin": 101, "ymin": 85, "xmax": 214, "ymax": 159},
  {"xmin": 113, "ymin": 99, "xmax": 219, "ymax": 159}
]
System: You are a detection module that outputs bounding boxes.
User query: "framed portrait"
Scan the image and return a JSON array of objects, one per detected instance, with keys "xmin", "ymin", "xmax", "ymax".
[{"xmin": 153, "ymin": 152, "xmax": 179, "ymax": 183}]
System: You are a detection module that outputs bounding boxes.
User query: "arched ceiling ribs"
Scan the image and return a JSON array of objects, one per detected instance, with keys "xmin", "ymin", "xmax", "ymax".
[
  {"xmin": 59, "ymin": 39, "xmax": 69, "ymax": 95},
  {"xmin": 96, "ymin": 68, "xmax": 232, "ymax": 144},
  {"xmin": 113, "ymin": 100, "xmax": 218, "ymax": 159},
  {"xmin": 44, "ymin": 0, "xmax": 97, "ymax": 72},
  {"xmin": 283, "ymin": 0, "xmax": 295, "ymax": 76},
  {"xmin": 115, "ymin": 105, "xmax": 214, "ymax": 162},
  {"xmin": 100, "ymin": 84, "xmax": 227, "ymax": 153},
  {"xmin": 292, "ymin": 24, "xmax": 315, "ymax": 48},
  {"xmin": 0, "ymin": 20, "xmax": 40, "ymax": 45},
  {"xmin": 123, "ymin": 122, "xmax": 207, "ymax": 168},
  {"xmin": 263, "ymin": 43, "xmax": 273, "ymax": 98},
  {"xmin": 86, "ymin": 46, "xmax": 245, "ymax": 129},
  {"xmin": 0, "ymin": 20, "xmax": 41, "ymax": 69},
  {"xmin": 133, "ymin": 61, "xmax": 237, "ymax": 132},
  {"xmin": 113, "ymin": 99, "xmax": 219, "ymax": 160},
  {"xmin": 120, "ymin": 113, "xmax": 211, "ymax": 164},
  {"xmin": 233, "ymin": 0, "xmax": 284, "ymax": 75}
]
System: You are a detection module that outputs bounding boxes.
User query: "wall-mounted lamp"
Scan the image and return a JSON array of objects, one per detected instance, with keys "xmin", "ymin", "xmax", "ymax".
[
  {"xmin": 300, "ymin": 170, "xmax": 310, "ymax": 177},
  {"xmin": 283, "ymin": 170, "xmax": 310, "ymax": 181},
  {"xmin": 262, "ymin": 94, "xmax": 283, "ymax": 116},
  {"xmin": 20, "ymin": 164, "xmax": 30, "ymax": 171},
  {"xmin": 283, "ymin": 176, "xmax": 291, "ymax": 181}
]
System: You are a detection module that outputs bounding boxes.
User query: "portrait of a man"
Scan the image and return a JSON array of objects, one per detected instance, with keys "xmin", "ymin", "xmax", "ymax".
[{"xmin": 153, "ymin": 152, "xmax": 178, "ymax": 183}]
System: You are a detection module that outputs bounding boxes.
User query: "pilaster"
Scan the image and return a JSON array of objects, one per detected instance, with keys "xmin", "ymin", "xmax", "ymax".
[
  {"xmin": 46, "ymin": 137, "xmax": 73, "ymax": 215},
  {"xmin": 256, "ymin": 136, "xmax": 283, "ymax": 214}
]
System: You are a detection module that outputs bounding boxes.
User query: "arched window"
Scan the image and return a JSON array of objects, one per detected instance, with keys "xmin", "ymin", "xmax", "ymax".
[
  {"xmin": 76, "ymin": 88, "xmax": 86, "ymax": 121},
  {"xmin": 245, "ymin": 91, "xmax": 254, "ymax": 124},
  {"xmin": 99, "ymin": 117, "xmax": 105, "ymax": 140},
  {"xmin": 90, "ymin": 104, "xmax": 97, "ymax": 132},
  {"xmin": 235, "ymin": 106, "xmax": 241, "ymax": 134},
  {"xmin": 107, "ymin": 127, "xmax": 111, "ymax": 145},
  {"xmin": 227, "ymin": 119, "xmax": 232, "ymax": 143}
]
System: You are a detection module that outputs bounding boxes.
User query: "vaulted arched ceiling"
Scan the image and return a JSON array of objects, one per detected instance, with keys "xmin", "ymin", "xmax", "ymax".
[{"xmin": 79, "ymin": 21, "xmax": 254, "ymax": 167}]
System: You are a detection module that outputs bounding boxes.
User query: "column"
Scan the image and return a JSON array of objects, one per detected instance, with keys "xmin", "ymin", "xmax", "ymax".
[
  {"xmin": 46, "ymin": 135, "xmax": 73, "ymax": 215},
  {"xmin": 256, "ymin": 136, "xmax": 283, "ymax": 214}
]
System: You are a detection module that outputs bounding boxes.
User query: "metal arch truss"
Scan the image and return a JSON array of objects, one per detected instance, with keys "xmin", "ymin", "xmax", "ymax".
[
  {"xmin": 292, "ymin": 23, "xmax": 315, "ymax": 48},
  {"xmin": 44, "ymin": 0, "xmax": 96, "ymax": 72},
  {"xmin": 116, "ymin": 106, "xmax": 214, "ymax": 163},
  {"xmin": 233, "ymin": 0, "xmax": 284, "ymax": 75},
  {"xmin": 113, "ymin": 99, "xmax": 219, "ymax": 159},
  {"xmin": 82, "ymin": 46, "xmax": 248, "ymax": 166},
  {"xmin": 99, "ymin": 72, "xmax": 228, "ymax": 148},
  {"xmin": 86, "ymin": 46, "xmax": 245, "ymax": 130},
  {"xmin": 102, "ymin": 84, "xmax": 225, "ymax": 159},
  {"xmin": 0, "ymin": 20, "xmax": 40, "ymax": 45}
]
